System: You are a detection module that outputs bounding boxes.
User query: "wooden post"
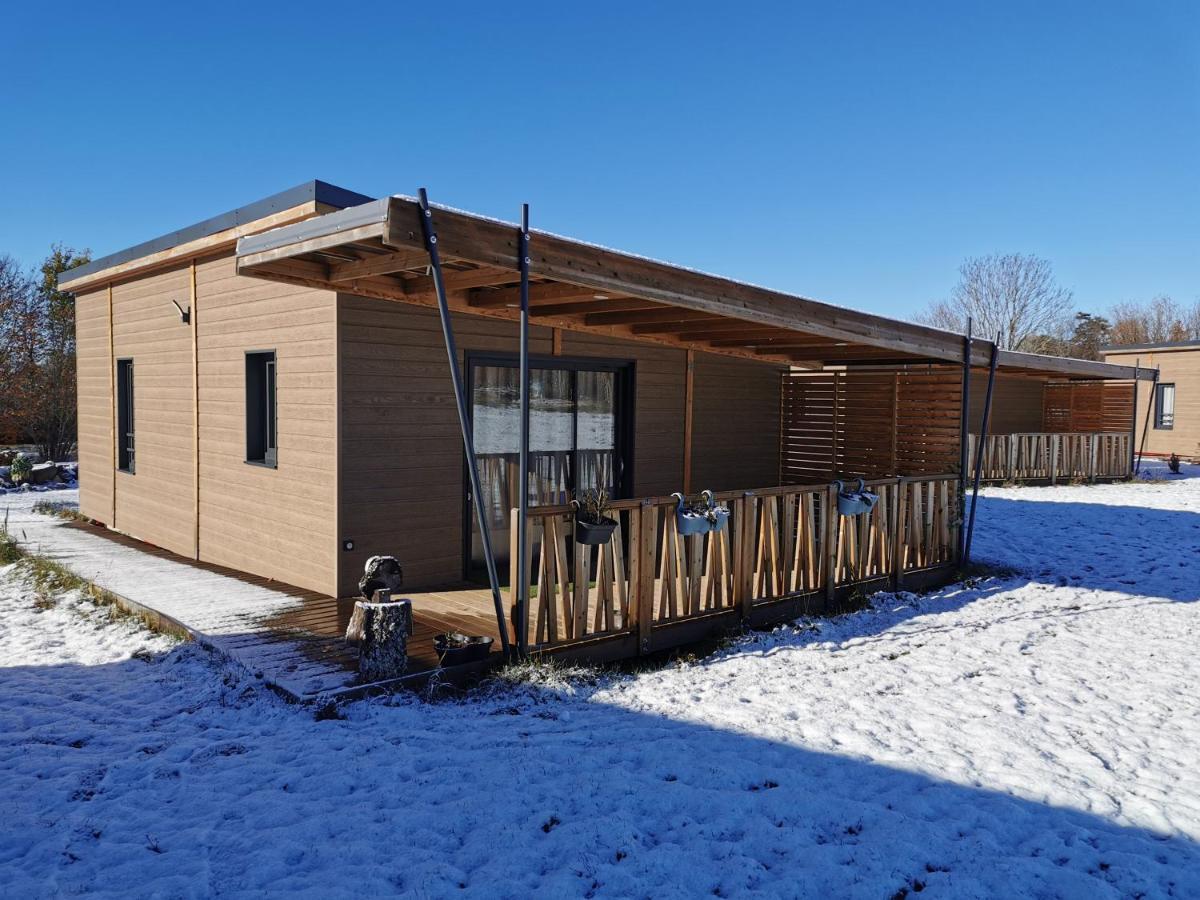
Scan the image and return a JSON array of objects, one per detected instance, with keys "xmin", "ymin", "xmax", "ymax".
[
  {"xmin": 107, "ymin": 282, "xmax": 116, "ymax": 527},
  {"xmin": 190, "ymin": 260, "xmax": 200, "ymax": 560},
  {"xmin": 740, "ymin": 492, "xmax": 756, "ymax": 617},
  {"xmin": 1049, "ymin": 436, "xmax": 1059, "ymax": 486},
  {"xmin": 637, "ymin": 501, "xmax": 657, "ymax": 652},
  {"xmin": 552, "ymin": 327, "xmax": 563, "ymax": 356},
  {"xmin": 508, "ymin": 507, "xmax": 521, "ymax": 622},
  {"xmin": 682, "ymin": 350, "xmax": 695, "ymax": 494},
  {"xmin": 892, "ymin": 479, "xmax": 907, "ymax": 590},
  {"xmin": 1088, "ymin": 434, "xmax": 1098, "ymax": 483},
  {"xmin": 890, "ymin": 372, "xmax": 899, "ymax": 475},
  {"xmin": 824, "ymin": 483, "xmax": 839, "ymax": 607}
]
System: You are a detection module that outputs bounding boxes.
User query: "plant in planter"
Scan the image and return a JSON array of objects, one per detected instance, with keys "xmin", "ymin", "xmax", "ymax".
[
  {"xmin": 1168, "ymin": 453, "xmax": 1182, "ymax": 475},
  {"xmin": 572, "ymin": 488, "xmax": 618, "ymax": 545},
  {"xmin": 835, "ymin": 478, "xmax": 879, "ymax": 516},
  {"xmin": 434, "ymin": 631, "xmax": 494, "ymax": 666},
  {"xmin": 8, "ymin": 453, "xmax": 32, "ymax": 486},
  {"xmin": 672, "ymin": 490, "xmax": 730, "ymax": 535}
]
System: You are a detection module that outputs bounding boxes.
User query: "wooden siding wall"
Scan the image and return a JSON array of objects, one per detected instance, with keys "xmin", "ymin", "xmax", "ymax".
[
  {"xmin": 1105, "ymin": 348, "xmax": 1200, "ymax": 457},
  {"xmin": 76, "ymin": 287, "xmax": 115, "ymax": 524},
  {"xmin": 109, "ymin": 265, "xmax": 196, "ymax": 557},
  {"xmin": 967, "ymin": 372, "xmax": 1044, "ymax": 433},
  {"xmin": 74, "ymin": 253, "xmax": 339, "ymax": 596},
  {"xmin": 690, "ymin": 353, "xmax": 782, "ymax": 492},
  {"xmin": 193, "ymin": 253, "xmax": 339, "ymax": 595},
  {"xmin": 1042, "ymin": 381, "xmax": 1135, "ymax": 434},
  {"xmin": 780, "ymin": 367, "xmax": 963, "ymax": 483},
  {"xmin": 336, "ymin": 296, "xmax": 783, "ymax": 596}
]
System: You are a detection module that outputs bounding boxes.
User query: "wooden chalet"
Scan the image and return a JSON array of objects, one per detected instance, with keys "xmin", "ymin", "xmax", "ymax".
[{"xmin": 58, "ymin": 181, "xmax": 1154, "ymax": 681}]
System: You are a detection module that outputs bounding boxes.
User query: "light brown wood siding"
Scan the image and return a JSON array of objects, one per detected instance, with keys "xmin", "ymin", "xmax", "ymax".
[
  {"xmin": 109, "ymin": 265, "xmax": 196, "ymax": 557},
  {"xmin": 75, "ymin": 287, "xmax": 114, "ymax": 524},
  {"xmin": 336, "ymin": 296, "xmax": 784, "ymax": 595},
  {"xmin": 1105, "ymin": 348, "xmax": 1200, "ymax": 457},
  {"xmin": 194, "ymin": 253, "xmax": 339, "ymax": 595},
  {"xmin": 73, "ymin": 253, "xmax": 338, "ymax": 596}
]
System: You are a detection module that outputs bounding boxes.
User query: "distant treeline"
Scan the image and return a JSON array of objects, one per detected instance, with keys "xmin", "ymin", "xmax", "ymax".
[{"xmin": 0, "ymin": 248, "xmax": 90, "ymax": 460}]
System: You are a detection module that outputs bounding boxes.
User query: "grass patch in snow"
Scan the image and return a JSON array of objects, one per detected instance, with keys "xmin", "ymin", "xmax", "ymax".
[
  {"xmin": 0, "ymin": 523, "xmax": 175, "ymax": 638},
  {"xmin": 30, "ymin": 499, "xmax": 90, "ymax": 523}
]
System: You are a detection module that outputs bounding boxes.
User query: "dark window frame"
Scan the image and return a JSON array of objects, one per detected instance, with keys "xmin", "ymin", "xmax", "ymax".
[
  {"xmin": 116, "ymin": 358, "xmax": 135, "ymax": 474},
  {"xmin": 1154, "ymin": 382, "xmax": 1175, "ymax": 430},
  {"xmin": 460, "ymin": 351, "xmax": 637, "ymax": 583},
  {"xmin": 245, "ymin": 350, "xmax": 278, "ymax": 467}
]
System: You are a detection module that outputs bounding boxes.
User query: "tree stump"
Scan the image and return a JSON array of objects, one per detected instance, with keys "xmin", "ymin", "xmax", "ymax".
[{"xmin": 345, "ymin": 599, "xmax": 412, "ymax": 681}]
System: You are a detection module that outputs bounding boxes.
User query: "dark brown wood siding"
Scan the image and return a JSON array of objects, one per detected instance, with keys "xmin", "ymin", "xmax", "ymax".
[
  {"xmin": 336, "ymin": 297, "xmax": 784, "ymax": 595},
  {"xmin": 968, "ymin": 372, "xmax": 1045, "ymax": 434}
]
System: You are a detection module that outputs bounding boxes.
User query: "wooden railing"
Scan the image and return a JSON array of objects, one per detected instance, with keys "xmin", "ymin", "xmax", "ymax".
[
  {"xmin": 967, "ymin": 432, "xmax": 1130, "ymax": 484},
  {"xmin": 510, "ymin": 474, "xmax": 961, "ymax": 653}
]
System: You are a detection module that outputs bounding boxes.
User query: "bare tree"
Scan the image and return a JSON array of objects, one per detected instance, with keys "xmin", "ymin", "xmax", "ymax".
[
  {"xmin": 918, "ymin": 253, "xmax": 1075, "ymax": 352},
  {"xmin": 1110, "ymin": 295, "xmax": 1198, "ymax": 345}
]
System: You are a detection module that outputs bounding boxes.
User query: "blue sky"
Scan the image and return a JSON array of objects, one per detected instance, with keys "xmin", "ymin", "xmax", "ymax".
[{"xmin": 1, "ymin": 1, "xmax": 1196, "ymax": 320}]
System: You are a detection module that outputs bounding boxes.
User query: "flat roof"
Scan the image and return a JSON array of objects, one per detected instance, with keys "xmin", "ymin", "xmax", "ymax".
[
  {"xmin": 235, "ymin": 191, "xmax": 1154, "ymax": 381},
  {"xmin": 1103, "ymin": 340, "xmax": 1200, "ymax": 354},
  {"xmin": 61, "ymin": 180, "xmax": 373, "ymax": 287}
]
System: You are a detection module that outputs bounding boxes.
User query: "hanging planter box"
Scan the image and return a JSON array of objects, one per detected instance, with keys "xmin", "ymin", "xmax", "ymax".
[
  {"xmin": 574, "ymin": 515, "xmax": 618, "ymax": 545},
  {"xmin": 836, "ymin": 479, "xmax": 880, "ymax": 517},
  {"xmin": 673, "ymin": 490, "xmax": 730, "ymax": 535},
  {"xmin": 434, "ymin": 632, "xmax": 494, "ymax": 666}
]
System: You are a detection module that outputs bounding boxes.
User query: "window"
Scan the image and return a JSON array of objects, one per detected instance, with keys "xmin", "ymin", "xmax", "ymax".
[
  {"xmin": 116, "ymin": 359, "xmax": 135, "ymax": 473},
  {"xmin": 246, "ymin": 351, "xmax": 277, "ymax": 466},
  {"xmin": 1155, "ymin": 383, "xmax": 1175, "ymax": 430}
]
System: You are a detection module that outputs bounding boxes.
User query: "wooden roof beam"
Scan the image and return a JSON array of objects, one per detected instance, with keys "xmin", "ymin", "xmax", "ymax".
[
  {"xmin": 328, "ymin": 248, "xmax": 430, "ymax": 282},
  {"xmin": 468, "ymin": 282, "xmax": 601, "ymax": 309},
  {"xmin": 674, "ymin": 327, "xmax": 793, "ymax": 342},
  {"xmin": 531, "ymin": 298, "xmax": 652, "ymax": 318},
  {"xmin": 376, "ymin": 195, "xmax": 996, "ymax": 366},
  {"xmin": 584, "ymin": 308, "xmax": 718, "ymax": 327}
]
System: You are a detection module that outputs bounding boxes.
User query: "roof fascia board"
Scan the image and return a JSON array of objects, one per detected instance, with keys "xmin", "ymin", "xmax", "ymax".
[{"xmin": 997, "ymin": 348, "xmax": 1155, "ymax": 381}]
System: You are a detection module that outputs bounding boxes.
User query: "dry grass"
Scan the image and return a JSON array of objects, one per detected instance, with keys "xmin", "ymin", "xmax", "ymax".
[{"xmin": 0, "ymin": 523, "xmax": 166, "ymax": 634}]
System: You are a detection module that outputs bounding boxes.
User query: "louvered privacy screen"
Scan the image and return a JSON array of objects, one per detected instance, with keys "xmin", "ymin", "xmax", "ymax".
[
  {"xmin": 780, "ymin": 367, "xmax": 963, "ymax": 483},
  {"xmin": 1042, "ymin": 382, "xmax": 1134, "ymax": 433}
]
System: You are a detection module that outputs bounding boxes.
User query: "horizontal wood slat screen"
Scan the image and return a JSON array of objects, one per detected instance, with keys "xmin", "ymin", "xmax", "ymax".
[
  {"xmin": 1043, "ymin": 382, "xmax": 1134, "ymax": 433},
  {"xmin": 780, "ymin": 368, "xmax": 962, "ymax": 483}
]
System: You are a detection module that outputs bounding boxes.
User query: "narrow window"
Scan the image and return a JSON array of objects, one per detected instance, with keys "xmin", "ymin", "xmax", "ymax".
[
  {"xmin": 246, "ymin": 351, "xmax": 277, "ymax": 466},
  {"xmin": 116, "ymin": 358, "xmax": 135, "ymax": 473},
  {"xmin": 1154, "ymin": 383, "xmax": 1175, "ymax": 430}
]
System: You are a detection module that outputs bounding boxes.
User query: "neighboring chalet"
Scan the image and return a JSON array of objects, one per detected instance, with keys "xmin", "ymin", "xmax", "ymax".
[
  {"xmin": 1103, "ymin": 341, "xmax": 1199, "ymax": 460},
  {"xmin": 58, "ymin": 181, "xmax": 1152, "ymax": 678}
]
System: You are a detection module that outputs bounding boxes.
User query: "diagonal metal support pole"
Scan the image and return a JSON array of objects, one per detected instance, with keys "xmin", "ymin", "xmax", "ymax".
[
  {"xmin": 1135, "ymin": 367, "xmax": 1157, "ymax": 476},
  {"xmin": 957, "ymin": 317, "xmax": 973, "ymax": 564},
  {"xmin": 963, "ymin": 335, "xmax": 999, "ymax": 568},
  {"xmin": 515, "ymin": 204, "xmax": 531, "ymax": 658},
  {"xmin": 417, "ymin": 188, "xmax": 511, "ymax": 659}
]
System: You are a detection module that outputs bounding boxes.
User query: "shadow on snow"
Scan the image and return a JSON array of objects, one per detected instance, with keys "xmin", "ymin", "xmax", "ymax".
[{"xmin": 0, "ymin": 644, "xmax": 1196, "ymax": 898}]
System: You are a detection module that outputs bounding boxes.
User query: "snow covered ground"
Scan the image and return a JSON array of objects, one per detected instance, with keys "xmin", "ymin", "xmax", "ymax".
[{"xmin": 1, "ymin": 466, "xmax": 1199, "ymax": 897}]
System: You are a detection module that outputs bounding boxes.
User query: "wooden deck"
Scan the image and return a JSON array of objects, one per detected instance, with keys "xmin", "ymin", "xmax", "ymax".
[
  {"xmin": 0, "ymin": 494, "xmax": 507, "ymax": 701},
  {"xmin": 68, "ymin": 518, "xmax": 509, "ymax": 688},
  {"xmin": 262, "ymin": 586, "xmax": 505, "ymax": 681},
  {"xmin": 6, "ymin": 476, "xmax": 964, "ymax": 703}
]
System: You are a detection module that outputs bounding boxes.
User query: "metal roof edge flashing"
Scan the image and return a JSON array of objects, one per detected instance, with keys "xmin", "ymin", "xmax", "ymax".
[{"xmin": 60, "ymin": 180, "xmax": 374, "ymax": 287}]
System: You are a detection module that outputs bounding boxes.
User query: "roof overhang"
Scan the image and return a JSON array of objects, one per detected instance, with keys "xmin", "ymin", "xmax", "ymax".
[
  {"xmin": 232, "ymin": 192, "xmax": 1155, "ymax": 379},
  {"xmin": 59, "ymin": 180, "xmax": 373, "ymax": 293}
]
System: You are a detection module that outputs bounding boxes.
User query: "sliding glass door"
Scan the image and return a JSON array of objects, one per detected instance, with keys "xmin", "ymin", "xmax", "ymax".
[{"xmin": 466, "ymin": 357, "xmax": 632, "ymax": 579}]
